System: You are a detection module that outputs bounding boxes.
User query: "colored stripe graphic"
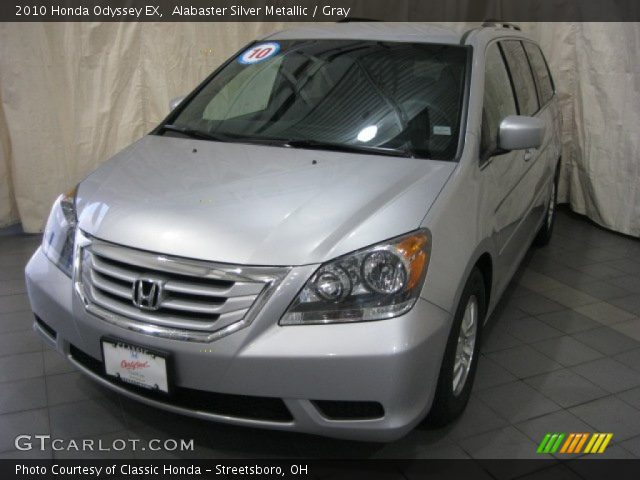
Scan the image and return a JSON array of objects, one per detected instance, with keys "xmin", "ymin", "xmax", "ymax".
[
  {"xmin": 584, "ymin": 433, "xmax": 614, "ymax": 454},
  {"xmin": 574, "ymin": 433, "xmax": 589, "ymax": 453},
  {"xmin": 537, "ymin": 433, "xmax": 565, "ymax": 454},
  {"xmin": 539, "ymin": 433, "xmax": 613, "ymax": 454}
]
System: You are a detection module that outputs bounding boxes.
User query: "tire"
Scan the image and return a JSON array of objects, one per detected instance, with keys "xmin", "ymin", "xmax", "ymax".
[
  {"xmin": 427, "ymin": 268, "xmax": 486, "ymax": 426},
  {"xmin": 534, "ymin": 163, "xmax": 560, "ymax": 247}
]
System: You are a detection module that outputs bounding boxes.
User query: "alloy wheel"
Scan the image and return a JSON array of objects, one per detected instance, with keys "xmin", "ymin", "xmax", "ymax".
[{"xmin": 452, "ymin": 295, "xmax": 478, "ymax": 396}]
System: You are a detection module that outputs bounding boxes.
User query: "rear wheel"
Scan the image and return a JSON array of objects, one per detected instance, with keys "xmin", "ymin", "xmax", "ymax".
[
  {"xmin": 534, "ymin": 164, "xmax": 560, "ymax": 246},
  {"xmin": 427, "ymin": 268, "xmax": 485, "ymax": 426}
]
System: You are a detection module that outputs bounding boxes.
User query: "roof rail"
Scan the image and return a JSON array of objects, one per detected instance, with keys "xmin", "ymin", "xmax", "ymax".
[
  {"xmin": 336, "ymin": 18, "xmax": 380, "ymax": 23},
  {"xmin": 481, "ymin": 20, "xmax": 521, "ymax": 31}
]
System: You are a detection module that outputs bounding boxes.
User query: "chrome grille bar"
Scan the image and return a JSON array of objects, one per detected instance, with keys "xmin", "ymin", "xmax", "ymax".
[{"xmin": 74, "ymin": 233, "xmax": 290, "ymax": 342}]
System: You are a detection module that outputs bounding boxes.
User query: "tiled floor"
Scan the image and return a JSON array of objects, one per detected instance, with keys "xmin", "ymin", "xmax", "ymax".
[{"xmin": 1, "ymin": 208, "xmax": 640, "ymax": 460}]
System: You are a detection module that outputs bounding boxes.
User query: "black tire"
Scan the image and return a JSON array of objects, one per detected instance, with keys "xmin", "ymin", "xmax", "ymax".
[
  {"xmin": 427, "ymin": 268, "xmax": 486, "ymax": 426},
  {"xmin": 534, "ymin": 163, "xmax": 560, "ymax": 247}
]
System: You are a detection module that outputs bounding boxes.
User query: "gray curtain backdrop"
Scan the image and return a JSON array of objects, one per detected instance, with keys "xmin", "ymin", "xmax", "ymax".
[{"xmin": 0, "ymin": 22, "xmax": 639, "ymax": 236}]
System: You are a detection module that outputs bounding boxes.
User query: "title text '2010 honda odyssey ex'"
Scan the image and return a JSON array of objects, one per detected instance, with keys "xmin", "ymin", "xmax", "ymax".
[{"xmin": 26, "ymin": 22, "xmax": 561, "ymax": 441}]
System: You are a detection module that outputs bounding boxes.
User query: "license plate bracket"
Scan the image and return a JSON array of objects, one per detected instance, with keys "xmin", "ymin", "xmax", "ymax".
[{"xmin": 101, "ymin": 338, "xmax": 171, "ymax": 395}]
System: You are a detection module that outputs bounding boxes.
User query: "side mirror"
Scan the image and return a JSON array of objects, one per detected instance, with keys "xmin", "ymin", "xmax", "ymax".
[
  {"xmin": 169, "ymin": 95, "xmax": 186, "ymax": 112},
  {"xmin": 498, "ymin": 115, "xmax": 545, "ymax": 151}
]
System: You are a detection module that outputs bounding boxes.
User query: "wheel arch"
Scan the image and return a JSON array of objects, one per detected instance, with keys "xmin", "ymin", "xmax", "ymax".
[{"xmin": 474, "ymin": 252, "xmax": 493, "ymax": 315}]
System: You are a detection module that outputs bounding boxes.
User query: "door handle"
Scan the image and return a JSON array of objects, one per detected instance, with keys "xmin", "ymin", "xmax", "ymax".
[{"xmin": 524, "ymin": 149, "xmax": 535, "ymax": 162}]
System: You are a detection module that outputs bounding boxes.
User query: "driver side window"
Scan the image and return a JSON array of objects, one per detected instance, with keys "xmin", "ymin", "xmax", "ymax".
[{"xmin": 481, "ymin": 43, "xmax": 517, "ymax": 159}]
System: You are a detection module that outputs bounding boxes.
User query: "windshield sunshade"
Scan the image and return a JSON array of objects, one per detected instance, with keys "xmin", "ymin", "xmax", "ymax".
[{"xmin": 165, "ymin": 39, "xmax": 469, "ymax": 160}]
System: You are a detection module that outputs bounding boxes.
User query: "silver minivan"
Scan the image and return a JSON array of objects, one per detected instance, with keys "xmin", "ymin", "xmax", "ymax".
[{"xmin": 26, "ymin": 22, "xmax": 561, "ymax": 441}]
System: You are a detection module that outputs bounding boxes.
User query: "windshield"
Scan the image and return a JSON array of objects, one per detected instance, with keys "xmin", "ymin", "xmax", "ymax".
[{"xmin": 163, "ymin": 39, "xmax": 469, "ymax": 160}]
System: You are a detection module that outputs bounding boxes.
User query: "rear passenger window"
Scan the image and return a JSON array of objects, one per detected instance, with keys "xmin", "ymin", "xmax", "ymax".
[
  {"xmin": 481, "ymin": 44, "xmax": 517, "ymax": 157},
  {"xmin": 500, "ymin": 41, "xmax": 539, "ymax": 116},
  {"xmin": 523, "ymin": 42, "xmax": 554, "ymax": 105}
]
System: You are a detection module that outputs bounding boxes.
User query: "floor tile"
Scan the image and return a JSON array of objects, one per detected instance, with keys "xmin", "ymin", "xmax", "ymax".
[
  {"xmin": 489, "ymin": 303, "xmax": 530, "ymax": 324},
  {"xmin": 481, "ymin": 327, "xmax": 524, "ymax": 353},
  {"xmin": 458, "ymin": 425, "xmax": 540, "ymax": 459},
  {"xmin": 574, "ymin": 263, "xmax": 626, "ymax": 280},
  {"xmin": 0, "ymin": 310, "xmax": 34, "ymax": 333},
  {"xmin": 0, "ymin": 352, "xmax": 44, "ymax": 382},
  {"xmin": 603, "ymin": 259, "xmax": 640, "ymax": 276},
  {"xmin": 0, "ymin": 408, "xmax": 49, "ymax": 453},
  {"xmin": 517, "ymin": 271, "xmax": 567, "ymax": 293},
  {"xmin": 579, "ymin": 247, "xmax": 628, "ymax": 263},
  {"xmin": 609, "ymin": 294, "xmax": 640, "ymax": 316},
  {"xmin": 49, "ymin": 397, "xmax": 126, "ymax": 439},
  {"xmin": 558, "ymin": 253, "xmax": 601, "ymax": 270},
  {"xmin": 510, "ymin": 293, "xmax": 566, "ymax": 316},
  {"xmin": 46, "ymin": 371, "xmax": 108, "ymax": 406},
  {"xmin": 574, "ymin": 302, "xmax": 637, "ymax": 325},
  {"xmin": 619, "ymin": 435, "xmax": 640, "ymax": 458},
  {"xmin": 374, "ymin": 428, "xmax": 456, "ymax": 459},
  {"xmin": 539, "ymin": 287, "xmax": 599, "ymax": 308},
  {"xmin": 0, "ymin": 265, "xmax": 29, "ymax": 282},
  {"xmin": 434, "ymin": 395, "xmax": 509, "ymax": 441},
  {"xmin": 0, "ymin": 330, "xmax": 43, "ymax": 357},
  {"xmin": 515, "ymin": 409, "xmax": 594, "ymax": 446},
  {"xmin": 0, "ymin": 280, "xmax": 27, "ymax": 296},
  {"xmin": 524, "ymin": 369, "xmax": 607, "ymax": 408},
  {"xmin": 571, "ymin": 280, "xmax": 631, "ymax": 301},
  {"xmin": 500, "ymin": 316, "xmax": 564, "ymax": 343},
  {"xmin": 531, "ymin": 336, "xmax": 603, "ymax": 367},
  {"xmin": 43, "ymin": 348, "xmax": 76, "ymax": 376},
  {"xmin": 544, "ymin": 267, "xmax": 595, "ymax": 286},
  {"xmin": 611, "ymin": 318, "xmax": 640, "ymax": 342},
  {"xmin": 0, "ymin": 257, "xmax": 33, "ymax": 273},
  {"xmin": 607, "ymin": 275, "xmax": 640, "ymax": 295},
  {"xmin": 569, "ymin": 396, "xmax": 640, "ymax": 441},
  {"xmin": 572, "ymin": 327, "xmax": 640, "ymax": 355},
  {"xmin": 571, "ymin": 358, "xmax": 640, "ymax": 393},
  {"xmin": 614, "ymin": 348, "xmax": 640, "ymax": 373},
  {"xmin": 478, "ymin": 381, "xmax": 560, "ymax": 423},
  {"xmin": 0, "ymin": 295, "xmax": 30, "ymax": 314},
  {"xmin": 473, "ymin": 356, "xmax": 518, "ymax": 390},
  {"xmin": 537, "ymin": 310, "xmax": 601, "ymax": 334},
  {"xmin": 487, "ymin": 345, "xmax": 563, "ymax": 379},
  {"xmin": 617, "ymin": 387, "xmax": 640, "ymax": 411},
  {"xmin": 0, "ymin": 377, "xmax": 47, "ymax": 414}
]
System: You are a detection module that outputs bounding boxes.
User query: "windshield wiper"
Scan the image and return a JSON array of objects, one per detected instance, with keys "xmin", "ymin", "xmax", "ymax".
[
  {"xmin": 159, "ymin": 126, "xmax": 415, "ymax": 157},
  {"xmin": 159, "ymin": 125, "xmax": 290, "ymax": 146},
  {"xmin": 158, "ymin": 124, "xmax": 230, "ymax": 142},
  {"xmin": 284, "ymin": 139, "xmax": 414, "ymax": 158}
]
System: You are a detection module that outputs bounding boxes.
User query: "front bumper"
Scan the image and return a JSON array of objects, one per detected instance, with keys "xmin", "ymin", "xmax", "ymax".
[{"xmin": 26, "ymin": 247, "xmax": 451, "ymax": 442}]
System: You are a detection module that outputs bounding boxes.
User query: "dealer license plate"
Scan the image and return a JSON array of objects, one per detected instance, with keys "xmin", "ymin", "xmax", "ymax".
[{"xmin": 102, "ymin": 339, "xmax": 169, "ymax": 394}]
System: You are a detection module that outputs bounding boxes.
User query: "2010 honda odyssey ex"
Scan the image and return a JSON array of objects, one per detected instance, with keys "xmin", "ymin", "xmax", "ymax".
[{"xmin": 26, "ymin": 22, "xmax": 561, "ymax": 441}]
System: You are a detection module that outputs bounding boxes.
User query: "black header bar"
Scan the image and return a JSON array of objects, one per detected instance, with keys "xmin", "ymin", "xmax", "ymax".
[{"xmin": 2, "ymin": 0, "xmax": 640, "ymax": 22}]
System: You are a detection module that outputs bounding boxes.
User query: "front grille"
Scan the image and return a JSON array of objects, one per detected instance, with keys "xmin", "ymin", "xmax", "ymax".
[
  {"xmin": 76, "ymin": 235, "xmax": 289, "ymax": 342},
  {"xmin": 69, "ymin": 345, "xmax": 293, "ymax": 422}
]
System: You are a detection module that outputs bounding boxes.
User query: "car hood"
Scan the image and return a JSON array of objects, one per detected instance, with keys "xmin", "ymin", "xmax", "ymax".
[{"xmin": 77, "ymin": 135, "xmax": 454, "ymax": 266}]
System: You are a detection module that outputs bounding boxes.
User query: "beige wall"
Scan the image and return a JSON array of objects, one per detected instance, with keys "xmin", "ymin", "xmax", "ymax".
[{"xmin": 0, "ymin": 22, "xmax": 639, "ymax": 236}]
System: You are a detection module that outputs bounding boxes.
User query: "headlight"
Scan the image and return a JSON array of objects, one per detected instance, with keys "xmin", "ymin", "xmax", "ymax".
[
  {"xmin": 42, "ymin": 187, "xmax": 78, "ymax": 277},
  {"xmin": 280, "ymin": 230, "xmax": 431, "ymax": 325}
]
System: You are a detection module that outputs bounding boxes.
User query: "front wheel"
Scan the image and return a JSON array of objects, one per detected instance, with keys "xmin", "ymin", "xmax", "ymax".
[{"xmin": 427, "ymin": 268, "xmax": 485, "ymax": 426}]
